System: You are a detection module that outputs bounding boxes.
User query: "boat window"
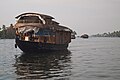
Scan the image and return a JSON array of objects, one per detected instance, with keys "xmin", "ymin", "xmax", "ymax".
[
  {"xmin": 35, "ymin": 29, "xmax": 55, "ymax": 36},
  {"xmin": 18, "ymin": 16, "xmax": 43, "ymax": 23}
]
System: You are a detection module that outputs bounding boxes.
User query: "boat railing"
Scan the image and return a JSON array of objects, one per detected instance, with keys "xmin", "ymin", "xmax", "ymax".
[{"xmin": 19, "ymin": 34, "xmax": 55, "ymax": 43}]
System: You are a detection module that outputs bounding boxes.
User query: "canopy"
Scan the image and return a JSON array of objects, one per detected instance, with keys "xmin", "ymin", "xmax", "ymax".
[{"xmin": 15, "ymin": 12, "xmax": 54, "ymax": 19}]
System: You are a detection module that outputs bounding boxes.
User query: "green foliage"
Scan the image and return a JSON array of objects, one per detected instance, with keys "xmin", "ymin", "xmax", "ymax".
[
  {"xmin": 92, "ymin": 30, "xmax": 120, "ymax": 37},
  {"xmin": 0, "ymin": 24, "xmax": 15, "ymax": 39},
  {"xmin": 2, "ymin": 25, "xmax": 6, "ymax": 30}
]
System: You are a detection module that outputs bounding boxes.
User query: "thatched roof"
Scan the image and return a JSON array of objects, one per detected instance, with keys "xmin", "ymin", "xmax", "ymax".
[
  {"xmin": 14, "ymin": 23, "xmax": 44, "ymax": 28},
  {"xmin": 14, "ymin": 12, "xmax": 72, "ymax": 32},
  {"xmin": 15, "ymin": 12, "xmax": 54, "ymax": 19}
]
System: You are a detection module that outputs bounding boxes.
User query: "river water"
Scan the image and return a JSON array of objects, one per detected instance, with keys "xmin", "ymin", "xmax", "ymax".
[{"xmin": 0, "ymin": 37, "xmax": 120, "ymax": 80}]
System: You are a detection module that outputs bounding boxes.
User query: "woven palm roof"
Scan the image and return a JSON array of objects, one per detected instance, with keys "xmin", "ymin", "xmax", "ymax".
[{"xmin": 15, "ymin": 12, "xmax": 54, "ymax": 19}]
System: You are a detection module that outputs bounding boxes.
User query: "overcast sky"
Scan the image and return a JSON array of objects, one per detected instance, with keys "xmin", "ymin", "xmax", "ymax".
[{"xmin": 0, "ymin": 0, "xmax": 120, "ymax": 35}]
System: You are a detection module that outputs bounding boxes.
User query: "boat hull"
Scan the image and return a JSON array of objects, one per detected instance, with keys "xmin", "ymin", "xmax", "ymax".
[{"xmin": 15, "ymin": 39, "xmax": 68, "ymax": 53}]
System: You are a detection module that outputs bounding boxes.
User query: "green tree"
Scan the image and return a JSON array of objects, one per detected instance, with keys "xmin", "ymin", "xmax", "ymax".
[
  {"xmin": 6, "ymin": 24, "xmax": 15, "ymax": 39},
  {"xmin": 92, "ymin": 30, "xmax": 120, "ymax": 37},
  {"xmin": 2, "ymin": 25, "xmax": 6, "ymax": 30},
  {"xmin": 1, "ymin": 25, "xmax": 7, "ymax": 38}
]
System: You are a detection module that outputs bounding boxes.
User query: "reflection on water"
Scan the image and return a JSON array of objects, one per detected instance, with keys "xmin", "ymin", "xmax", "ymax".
[
  {"xmin": 1, "ymin": 38, "xmax": 120, "ymax": 80},
  {"xmin": 14, "ymin": 50, "xmax": 72, "ymax": 79}
]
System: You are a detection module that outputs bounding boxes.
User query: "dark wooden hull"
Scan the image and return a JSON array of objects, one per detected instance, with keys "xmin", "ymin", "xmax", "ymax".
[
  {"xmin": 81, "ymin": 34, "xmax": 89, "ymax": 39},
  {"xmin": 15, "ymin": 38, "xmax": 68, "ymax": 53}
]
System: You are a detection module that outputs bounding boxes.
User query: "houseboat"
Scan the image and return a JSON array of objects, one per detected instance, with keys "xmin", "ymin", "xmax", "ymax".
[
  {"xmin": 81, "ymin": 34, "xmax": 89, "ymax": 39},
  {"xmin": 14, "ymin": 12, "xmax": 73, "ymax": 53}
]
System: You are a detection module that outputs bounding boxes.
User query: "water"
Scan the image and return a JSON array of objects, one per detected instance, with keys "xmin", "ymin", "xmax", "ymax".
[{"xmin": 0, "ymin": 38, "xmax": 120, "ymax": 80}]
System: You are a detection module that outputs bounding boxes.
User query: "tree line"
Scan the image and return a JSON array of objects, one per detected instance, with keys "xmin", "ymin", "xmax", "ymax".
[
  {"xmin": 0, "ymin": 24, "xmax": 15, "ymax": 39},
  {"xmin": 92, "ymin": 30, "xmax": 120, "ymax": 37}
]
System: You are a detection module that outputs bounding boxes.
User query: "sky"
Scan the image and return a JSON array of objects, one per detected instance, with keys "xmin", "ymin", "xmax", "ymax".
[{"xmin": 0, "ymin": 0, "xmax": 120, "ymax": 35}]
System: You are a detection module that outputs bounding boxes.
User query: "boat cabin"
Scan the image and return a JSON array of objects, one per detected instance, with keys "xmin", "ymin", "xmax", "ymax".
[{"xmin": 14, "ymin": 13, "xmax": 72, "ymax": 44}]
